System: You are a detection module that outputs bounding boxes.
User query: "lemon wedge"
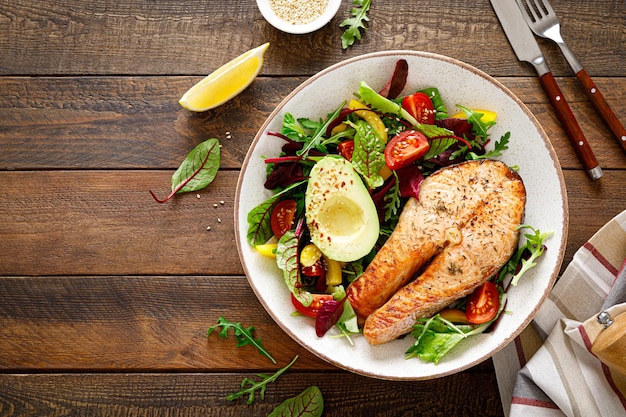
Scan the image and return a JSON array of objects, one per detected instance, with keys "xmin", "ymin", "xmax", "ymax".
[{"xmin": 179, "ymin": 42, "xmax": 269, "ymax": 112}]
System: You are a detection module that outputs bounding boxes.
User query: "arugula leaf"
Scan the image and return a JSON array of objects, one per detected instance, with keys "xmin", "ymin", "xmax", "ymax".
[
  {"xmin": 208, "ymin": 316, "xmax": 276, "ymax": 364},
  {"xmin": 510, "ymin": 225, "xmax": 553, "ymax": 286},
  {"xmin": 297, "ymin": 103, "xmax": 345, "ymax": 158},
  {"xmin": 226, "ymin": 356, "xmax": 299, "ymax": 404},
  {"xmin": 455, "ymin": 105, "xmax": 496, "ymax": 146},
  {"xmin": 383, "ymin": 173, "xmax": 401, "ymax": 222},
  {"xmin": 350, "ymin": 119, "xmax": 386, "ymax": 189},
  {"xmin": 150, "ymin": 138, "xmax": 220, "ymax": 203},
  {"xmin": 269, "ymin": 386, "xmax": 324, "ymax": 417},
  {"xmin": 340, "ymin": 0, "xmax": 372, "ymax": 49},
  {"xmin": 468, "ymin": 132, "xmax": 510, "ymax": 160}
]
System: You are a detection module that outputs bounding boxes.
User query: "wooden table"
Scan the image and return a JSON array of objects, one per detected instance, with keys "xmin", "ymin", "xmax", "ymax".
[{"xmin": 1, "ymin": 1, "xmax": 624, "ymax": 415}]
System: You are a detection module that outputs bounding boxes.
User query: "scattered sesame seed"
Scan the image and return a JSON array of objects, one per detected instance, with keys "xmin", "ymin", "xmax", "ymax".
[
  {"xmin": 206, "ymin": 226, "xmax": 211, "ymax": 231},
  {"xmin": 213, "ymin": 203, "xmax": 218, "ymax": 208},
  {"xmin": 196, "ymin": 194, "xmax": 201, "ymax": 199},
  {"xmin": 217, "ymin": 218, "xmax": 222, "ymax": 223}
]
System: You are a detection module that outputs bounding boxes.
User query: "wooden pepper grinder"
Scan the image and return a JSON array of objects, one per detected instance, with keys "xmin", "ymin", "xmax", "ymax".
[{"xmin": 592, "ymin": 310, "xmax": 626, "ymax": 375}]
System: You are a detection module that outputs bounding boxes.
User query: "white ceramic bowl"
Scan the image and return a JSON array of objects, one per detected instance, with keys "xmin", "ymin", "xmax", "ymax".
[
  {"xmin": 256, "ymin": 0, "xmax": 342, "ymax": 34},
  {"xmin": 234, "ymin": 51, "xmax": 568, "ymax": 380}
]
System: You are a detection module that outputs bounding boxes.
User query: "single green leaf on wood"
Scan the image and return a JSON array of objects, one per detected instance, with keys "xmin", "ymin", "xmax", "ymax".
[
  {"xmin": 268, "ymin": 385, "xmax": 324, "ymax": 417},
  {"xmin": 150, "ymin": 138, "xmax": 221, "ymax": 203}
]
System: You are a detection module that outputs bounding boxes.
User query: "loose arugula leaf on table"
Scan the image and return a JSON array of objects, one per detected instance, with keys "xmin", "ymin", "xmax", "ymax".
[
  {"xmin": 268, "ymin": 385, "xmax": 324, "ymax": 417},
  {"xmin": 226, "ymin": 356, "xmax": 299, "ymax": 405},
  {"xmin": 340, "ymin": 0, "xmax": 372, "ymax": 49},
  {"xmin": 150, "ymin": 138, "xmax": 220, "ymax": 203},
  {"xmin": 208, "ymin": 316, "xmax": 277, "ymax": 364}
]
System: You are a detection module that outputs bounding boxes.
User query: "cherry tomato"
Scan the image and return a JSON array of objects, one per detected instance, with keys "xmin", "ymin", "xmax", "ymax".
[
  {"xmin": 338, "ymin": 140, "xmax": 355, "ymax": 161},
  {"xmin": 466, "ymin": 281, "xmax": 500, "ymax": 324},
  {"xmin": 270, "ymin": 199, "xmax": 297, "ymax": 239},
  {"xmin": 384, "ymin": 130, "xmax": 430, "ymax": 170},
  {"xmin": 401, "ymin": 92, "xmax": 435, "ymax": 125},
  {"xmin": 301, "ymin": 260, "xmax": 324, "ymax": 277},
  {"xmin": 290, "ymin": 293, "xmax": 334, "ymax": 318}
]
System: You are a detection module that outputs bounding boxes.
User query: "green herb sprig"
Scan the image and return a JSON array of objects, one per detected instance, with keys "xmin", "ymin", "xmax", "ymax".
[
  {"xmin": 208, "ymin": 316, "xmax": 276, "ymax": 364},
  {"xmin": 340, "ymin": 0, "xmax": 372, "ymax": 49},
  {"xmin": 226, "ymin": 356, "xmax": 299, "ymax": 405}
]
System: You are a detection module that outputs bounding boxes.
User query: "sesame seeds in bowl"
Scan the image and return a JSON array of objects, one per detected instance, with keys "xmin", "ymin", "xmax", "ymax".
[{"xmin": 256, "ymin": 0, "xmax": 342, "ymax": 34}]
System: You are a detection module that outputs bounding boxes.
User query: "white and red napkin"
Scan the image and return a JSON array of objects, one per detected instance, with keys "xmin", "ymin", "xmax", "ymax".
[{"xmin": 494, "ymin": 210, "xmax": 626, "ymax": 417}]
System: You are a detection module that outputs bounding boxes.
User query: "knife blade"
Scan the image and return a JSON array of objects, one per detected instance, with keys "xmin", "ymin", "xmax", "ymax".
[{"xmin": 490, "ymin": 0, "xmax": 603, "ymax": 180}]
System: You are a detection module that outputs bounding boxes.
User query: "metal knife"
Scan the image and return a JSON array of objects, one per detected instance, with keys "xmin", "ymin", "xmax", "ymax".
[{"xmin": 490, "ymin": 0, "xmax": 603, "ymax": 180}]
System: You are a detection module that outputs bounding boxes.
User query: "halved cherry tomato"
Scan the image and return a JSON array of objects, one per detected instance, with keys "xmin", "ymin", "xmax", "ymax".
[
  {"xmin": 384, "ymin": 130, "xmax": 430, "ymax": 170},
  {"xmin": 302, "ymin": 260, "xmax": 324, "ymax": 277},
  {"xmin": 291, "ymin": 293, "xmax": 334, "ymax": 318},
  {"xmin": 338, "ymin": 140, "xmax": 355, "ymax": 161},
  {"xmin": 466, "ymin": 281, "xmax": 500, "ymax": 324},
  {"xmin": 401, "ymin": 92, "xmax": 435, "ymax": 125},
  {"xmin": 270, "ymin": 199, "xmax": 297, "ymax": 239}
]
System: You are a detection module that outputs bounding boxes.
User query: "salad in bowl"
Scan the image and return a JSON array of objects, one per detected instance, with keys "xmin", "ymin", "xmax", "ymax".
[{"xmin": 235, "ymin": 51, "xmax": 567, "ymax": 380}]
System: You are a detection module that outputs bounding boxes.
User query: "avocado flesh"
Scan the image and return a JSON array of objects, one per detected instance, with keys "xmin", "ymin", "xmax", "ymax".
[{"xmin": 305, "ymin": 156, "xmax": 380, "ymax": 262}]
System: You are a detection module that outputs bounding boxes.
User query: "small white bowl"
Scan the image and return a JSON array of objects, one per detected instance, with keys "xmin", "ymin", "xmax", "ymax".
[{"xmin": 256, "ymin": 0, "xmax": 342, "ymax": 34}]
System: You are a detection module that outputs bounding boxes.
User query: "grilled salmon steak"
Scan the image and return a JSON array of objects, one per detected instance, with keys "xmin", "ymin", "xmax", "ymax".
[{"xmin": 345, "ymin": 159, "xmax": 526, "ymax": 345}]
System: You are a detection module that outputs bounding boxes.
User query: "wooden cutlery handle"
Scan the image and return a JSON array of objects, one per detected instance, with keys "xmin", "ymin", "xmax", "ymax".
[
  {"xmin": 539, "ymin": 72, "xmax": 602, "ymax": 180},
  {"xmin": 591, "ymin": 312, "xmax": 626, "ymax": 376},
  {"xmin": 576, "ymin": 69, "xmax": 626, "ymax": 154}
]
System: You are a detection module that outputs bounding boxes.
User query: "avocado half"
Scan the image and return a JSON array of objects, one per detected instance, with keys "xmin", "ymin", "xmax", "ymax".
[{"xmin": 305, "ymin": 156, "xmax": 380, "ymax": 262}]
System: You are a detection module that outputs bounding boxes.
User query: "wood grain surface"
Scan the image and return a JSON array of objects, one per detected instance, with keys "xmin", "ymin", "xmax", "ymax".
[{"xmin": 0, "ymin": 0, "xmax": 624, "ymax": 416}]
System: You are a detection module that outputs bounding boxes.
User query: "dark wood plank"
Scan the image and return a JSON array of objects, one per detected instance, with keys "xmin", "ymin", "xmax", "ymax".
[
  {"xmin": 0, "ymin": 371, "xmax": 504, "ymax": 416},
  {"xmin": 0, "ymin": 170, "xmax": 624, "ymax": 277},
  {"xmin": 1, "ymin": 77, "xmax": 625, "ymax": 170},
  {"xmin": 0, "ymin": 275, "xmax": 495, "ymax": 374},
  {"xmin": 0, "ymin": 0, "xmax": 622, "ymax": 77}
]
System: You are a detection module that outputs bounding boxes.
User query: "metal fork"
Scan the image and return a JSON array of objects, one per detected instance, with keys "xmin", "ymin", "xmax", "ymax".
[{"xmin": 516, "ymin": 0, "xmax": 626, "ymax": 153}]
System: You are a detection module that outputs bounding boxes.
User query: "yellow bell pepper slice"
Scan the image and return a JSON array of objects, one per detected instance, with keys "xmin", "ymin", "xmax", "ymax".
[
  {"xmin": 323, "ymin": 256, "xmax": 343, "ymax": 286},
  {"xmin": 451, "ymin": 109, "xmax": 497, "ymax": 124},
  {"xmin": 255, "ymin": 243, "xmax": 278, "ymax": 258},
  {"xmin": 348, "ymin": 99, "xmax": 388, "ymax": 142}
]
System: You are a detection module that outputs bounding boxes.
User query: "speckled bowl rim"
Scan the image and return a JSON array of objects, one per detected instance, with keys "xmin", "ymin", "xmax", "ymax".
[{"xmin": 234, "ymin": 50, "xmax": 568, "ymax": 380}]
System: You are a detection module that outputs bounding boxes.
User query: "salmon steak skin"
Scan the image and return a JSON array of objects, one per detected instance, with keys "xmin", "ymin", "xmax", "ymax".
[{"xmin": 345, "ymin": 159, "xmax": 526, "ymax": 344}]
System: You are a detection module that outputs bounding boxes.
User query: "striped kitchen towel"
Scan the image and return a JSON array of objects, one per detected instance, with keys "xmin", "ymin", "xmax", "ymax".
[{"xmin": 494, "ymin": 209, "xmax": 626, "ymax": 417}]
